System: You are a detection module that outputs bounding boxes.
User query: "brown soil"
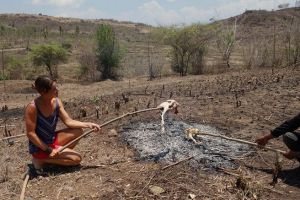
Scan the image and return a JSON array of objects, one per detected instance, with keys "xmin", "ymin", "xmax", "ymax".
[{"xmin": 1, "ymin": 67, "xmax": 300, "ymax": 199}]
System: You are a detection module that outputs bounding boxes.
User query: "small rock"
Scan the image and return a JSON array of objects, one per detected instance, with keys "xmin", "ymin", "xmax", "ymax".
[
  {"xmin": 188, "ymin": 193, "xmax": 196, "ymax": 199},
  {"xmin": 149, "ymin": 185, "xmax": 165, "ymax": 195},
  {"xmin": 108, "ymin": 129, "xmax": 118, "ymax": 137}
]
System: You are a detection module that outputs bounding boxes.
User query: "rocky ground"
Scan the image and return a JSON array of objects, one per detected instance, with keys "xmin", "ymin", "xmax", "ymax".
[{"xmin": 1, "ymin": 67, "xmax": 300, "ymax": 199}]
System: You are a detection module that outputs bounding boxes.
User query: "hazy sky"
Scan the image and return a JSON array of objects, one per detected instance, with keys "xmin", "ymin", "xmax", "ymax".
[{"xmin": 0, "ymin": 0, "xmax": 297, "ymax": 25}]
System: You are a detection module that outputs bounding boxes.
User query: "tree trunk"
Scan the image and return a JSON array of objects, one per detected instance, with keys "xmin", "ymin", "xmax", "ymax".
[{"xmin": 46, "ymin": 65, "xmax": 53, "ymax": 78}]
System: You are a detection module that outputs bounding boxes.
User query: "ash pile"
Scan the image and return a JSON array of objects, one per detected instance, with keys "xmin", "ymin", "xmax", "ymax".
[{"xmin": 121, "ymin": 119, "xmax": 252, "ymax": 170}]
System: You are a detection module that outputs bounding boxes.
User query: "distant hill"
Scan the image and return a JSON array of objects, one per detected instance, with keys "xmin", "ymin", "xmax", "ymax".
[
  {"xmin": 0, "ymin": 13, "xmax": 151, "ymax": 42},
  {"xmin": 224, "ymin": 8, "xmax": 300, "ymax": 42},
  {"xmin": 0, "ymin": 8, "xmax": 299, "ymax": 80},
  {"xmin": 0, "ymin": 13, "xmax": 169, "ymax": 80}
]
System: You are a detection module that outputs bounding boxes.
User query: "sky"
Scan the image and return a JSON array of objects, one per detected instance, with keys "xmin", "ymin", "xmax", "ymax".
[{"xmin": 0, "ymin": 0, "xmax": 298, "ymax": 25}]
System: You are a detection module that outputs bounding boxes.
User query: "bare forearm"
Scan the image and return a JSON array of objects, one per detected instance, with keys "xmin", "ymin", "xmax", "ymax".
[
  {"xmin": 27, "ymin": 132, "xmax": 48, "ymax": 151},
  {"xmin": 64, "ymin": 119, "xmax": 90, "ymax": 129}
]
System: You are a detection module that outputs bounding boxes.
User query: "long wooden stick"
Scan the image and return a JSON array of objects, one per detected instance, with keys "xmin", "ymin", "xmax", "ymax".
[
  {"xmin": 1, "ymin": 134, "xmax": 26, "ymax": 141},
  {"xmin": 19, "ymin": 174, "xmax": 30, "ymax": 200},
  {"xmin": 196, "ymin": 132, "xmax": 285, "ymax": 154},
  {"xmin": 1, "ymin": 108, "xmax": 162, "ymax": 143},
  {"xmin": 58, "ymin": 107, "xmax": 160, "ymax": 153}
]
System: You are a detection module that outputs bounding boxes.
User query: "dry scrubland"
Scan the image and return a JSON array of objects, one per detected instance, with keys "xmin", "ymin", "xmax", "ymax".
[
  {"xmin": 1, "ymin": 8, "xmax": 300, "ymax": 200},
  {"xmin": 1, "ymin": 68, "xmax": 300, "ymax": 199}
]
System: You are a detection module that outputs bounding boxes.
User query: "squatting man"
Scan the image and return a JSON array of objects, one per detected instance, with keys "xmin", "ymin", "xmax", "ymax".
[{"xmin": 256, "ymin": 113, "xmax": 300, "ymax": 161}]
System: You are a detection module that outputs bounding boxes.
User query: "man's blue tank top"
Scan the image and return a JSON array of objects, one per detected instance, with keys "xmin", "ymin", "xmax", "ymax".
[{"xmin": 29, "ymin": 98, "xmax": 60, "ymax": 154}]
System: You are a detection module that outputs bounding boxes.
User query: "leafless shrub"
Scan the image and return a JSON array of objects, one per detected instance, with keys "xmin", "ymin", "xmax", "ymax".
[
  {"xmin": 284, "ymin": 17, "xmax": 300, "ymax": 67},
  {"xmin": 242, "ymin": 38, "xmax": 276, "ymax": 69},
  {"xmin": 216, "ymin": 18, "xmax": 237, "ymax": 69},
  {"xmin": 78, "ymin": 52, "xmax": 100, "ymax": 81}
]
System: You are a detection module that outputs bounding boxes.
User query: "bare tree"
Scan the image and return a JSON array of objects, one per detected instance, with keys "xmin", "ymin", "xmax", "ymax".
[
  {"xmin": 78, "ymin": 52, "xmax": 99, "ymax": 81},
  {"xmin": 284, "ymin": 17, "xmax": 300, "ymax": 67},
  {"xmin": 216, "ymin": 18, "xmax": 237, "ymax": 68},
  {"xmin": 147, "ymin": 27, "xmax": 155, "ymax": 80}
]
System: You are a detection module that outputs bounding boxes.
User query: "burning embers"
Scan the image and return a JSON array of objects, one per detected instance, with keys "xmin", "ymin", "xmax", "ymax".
[{"xmin": 121, "ymin": 120, "xmax": 252, "ymax": 170}]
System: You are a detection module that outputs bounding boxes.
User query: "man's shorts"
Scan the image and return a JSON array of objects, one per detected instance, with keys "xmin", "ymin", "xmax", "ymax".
[{"xmin": 31, "ymin": 135, "xmax": 61, "ymax": 159}]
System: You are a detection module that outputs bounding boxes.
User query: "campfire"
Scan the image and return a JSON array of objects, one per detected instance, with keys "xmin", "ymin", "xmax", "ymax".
[{"xmin": 121, "ymin": 119, "xmax": 252, "ymax": 170}]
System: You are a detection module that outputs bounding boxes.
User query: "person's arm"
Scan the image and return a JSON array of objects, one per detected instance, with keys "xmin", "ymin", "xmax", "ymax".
[
  {"xmin": 255, "ymin": 113, "xmax": 300, "ymax": 147},
  {"xmin": 271, "ymin": 113, "xmax": 300, "ymax": 138},
  {"xmin": 25, "ymin": 103, "xmax": 52, "ymax": 154},
  {"xmin": 58, "ymin": 99, "xmax": 100, "ymax": 131}
]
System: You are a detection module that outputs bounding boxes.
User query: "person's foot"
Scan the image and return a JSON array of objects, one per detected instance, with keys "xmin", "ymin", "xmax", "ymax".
[{"xmin": 32, "ymin": 158, "xmax": 43, "ymax": 170}]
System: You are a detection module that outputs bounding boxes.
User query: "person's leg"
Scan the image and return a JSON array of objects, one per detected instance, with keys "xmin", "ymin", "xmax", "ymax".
[
  {"xmin": 32, "ymin": 128, "xmax": 84, "ymax": 169},
  {"xmin": 32, "ymin": 157, "xmax": 44, "ymax": 169},
  {"xmin": 282, "ymin": 132, "xmax": 300, "ymax": 152},
  {"xmin": 283, "ymin": 132, "xmax": 300, "ymax": 162},
  {"xmin": 56, "ymin": 128, "xmax": 84, "ymax": 149},
  {"xmin": 34, "ymin": 148, "xmax": 82, "ymax": 167}
]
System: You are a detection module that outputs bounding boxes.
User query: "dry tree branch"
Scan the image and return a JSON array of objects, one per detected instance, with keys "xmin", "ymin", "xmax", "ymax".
[
  {"xmin": 58, "ymin": 107, "xmax": 161, "ymax": 153},
  {"xmin": 59, "ymin": 100, "xmax": 179, "ymax": 153},
  {"xmin": 1, "ymin": 134, "xmax": 26, "ymax": 141},
  {"xmin": 19, "ymin": 174, "xmax": 30, "ymax": 200},
  {"xmin": 195, "ymin": 132, "xmax": 285, "ymax": 154},
  {"xmin": 161, "ymin": 156, "xmax": 194, "ymax": 170}
]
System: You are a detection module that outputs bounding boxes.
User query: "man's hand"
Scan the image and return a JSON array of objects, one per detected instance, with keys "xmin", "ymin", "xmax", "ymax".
[
  {"xmin": 283, "ymin": 150, "xmax": 300, "ymax": 160},
  {"xmin": 255, "ymin": 133, "xmax": 273, "ymax": 147}
]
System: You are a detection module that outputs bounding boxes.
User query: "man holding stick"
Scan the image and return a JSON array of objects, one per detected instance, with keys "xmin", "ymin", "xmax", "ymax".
[{"xmin": 256, "ymin": 113, "xmax": 300, "ymax": 161}]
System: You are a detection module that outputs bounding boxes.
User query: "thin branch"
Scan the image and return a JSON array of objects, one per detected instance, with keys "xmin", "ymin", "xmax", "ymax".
[
  {"xmin": 196, "ymin": 133, "xmax": 285, "ymax": 154},
  {"xmin": 58, "ymin": 107, "xmax": 160, "ymax": 153},
  {"xmin": 162, "ymin": 156, "xmax": 194, "ymax": 170},
  {"xmin": 19, "ymin": 174, "xmax": 30, "ymax": 200},
  {"xmin": 1, "ymin": 134, "xmax": 26, "ymax": 141}
]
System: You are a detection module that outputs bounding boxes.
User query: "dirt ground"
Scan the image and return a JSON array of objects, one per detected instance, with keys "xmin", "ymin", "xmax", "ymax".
[{"xmin": 1, "ymin": 68, "xmax": 300, "ymax": 200}]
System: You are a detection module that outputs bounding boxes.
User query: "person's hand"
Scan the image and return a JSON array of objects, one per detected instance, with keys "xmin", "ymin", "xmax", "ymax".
[
  {"xmin": 85, "ymin": 122, "xmax": 101, "ymax": 132},
  {"xmin": 255, "ymin": 133, "xmax": 273, "ymax": 147},
  {"xmin": 49, "ymin": 148, "xmax": 60, "ymax": 158},
  {"xmin": 283, "ymin": 150, "xmax": 297, "ymax": 160}
]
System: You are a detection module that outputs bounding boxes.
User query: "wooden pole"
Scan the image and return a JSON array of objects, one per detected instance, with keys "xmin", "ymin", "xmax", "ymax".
[
  {"xmin": 1, "ymin": 133, "xmax": 26, "ymax": 141},
  {"xmin": 196, "ymin": 132, "xmax": 285, "ymax": 154},
  {"xmin": 19, "ymin": 174, "xmax": 29, "ymax": 200},
  {"xmin": 58, "ymin": 107, "xmax": 160, "ymax": 153}
]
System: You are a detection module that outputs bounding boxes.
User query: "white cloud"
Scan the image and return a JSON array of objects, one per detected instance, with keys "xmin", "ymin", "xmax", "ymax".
[
  {"xmin": 180, "ymin": 6, "xmax": 213, "ymax": 24},
  {"xmin": 169, "ymin": 0, "xmax": 295, "ymax": 24},
  {"xmin": 32, "ymin": 0, "xmax": 297, "ymax": 26},
  {"xmin": 211, "ymin": 0, "xmax": 295, "ymax": 21},
  {"xmin": 136, "ymin": 0, "xmax": 289, "ymax": 26},
  {"xmin": 138, "ymin": 1, "xmax": 182, "ymax": 25},
  {"xmin": 32, "ymin": 0, "xmax": 84, "ymax": 8},
  {"xmin": 57, "ymin": 7, "xmax": 108, "ymax": 19}
]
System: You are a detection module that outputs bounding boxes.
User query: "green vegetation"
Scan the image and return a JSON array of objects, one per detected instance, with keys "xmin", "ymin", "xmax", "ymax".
[
  {"xmin": 153, "ymin": 24, "xmax": 213, "ymax": 76},
  {"xmin": 95, "ymin": 24, "xmax": 123, "ymax": 80},
  {"xmin": 1, "ymin": 10, "xmax": 300, "ymax": 81},
  {"xmin": 30, "ymin": 43, "xmax": 68, "ymax": 78}
]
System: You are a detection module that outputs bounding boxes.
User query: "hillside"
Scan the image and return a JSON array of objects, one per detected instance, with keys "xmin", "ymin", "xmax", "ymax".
[
  {"xmin": 1, "ymin": 68, "xmax": 300, "ymax": 199},
  {"xmin": 1, "ymin": 9, "xmax": 300, "ymax": 200},
  {"xmin": 229, "ymin": 8, "xmax": 300, "ymax": 41},
  {"xmin": 0, "ymin": 13, "xmax": 170, "ymax": 80},
  {"xmin": 0, "ymin": 8, "xmax": 300, "ymax": 80}
]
